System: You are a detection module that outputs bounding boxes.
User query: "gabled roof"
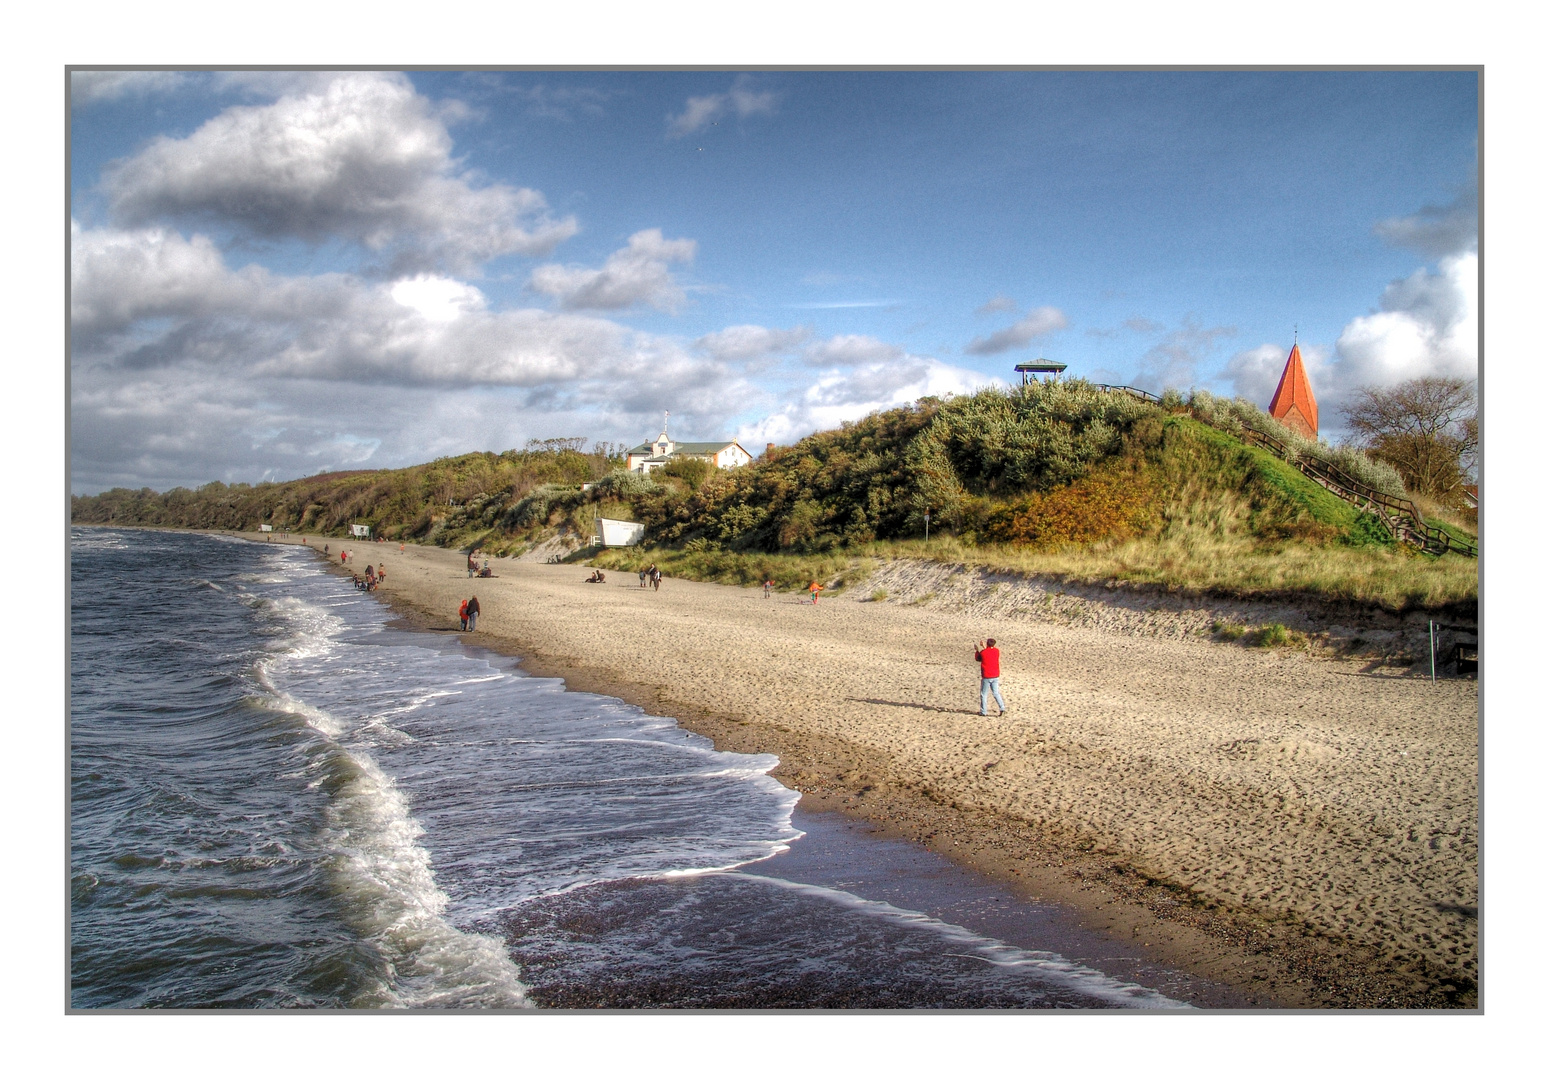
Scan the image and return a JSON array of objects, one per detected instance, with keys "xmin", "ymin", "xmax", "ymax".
[
  {"xmin": 673, "ymin": 441, "xmax": 742, "ymax": 454},
  {"xmin": 625, "ymin": 439, "xmax": 741, "ymax": 456},
  {"xmin": 1268, "ymin": 344, "xmax": 1318, "ymax": 435}
]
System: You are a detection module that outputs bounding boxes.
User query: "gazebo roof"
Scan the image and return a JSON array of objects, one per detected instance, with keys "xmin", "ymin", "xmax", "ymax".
[{"xmin": 1013, "ymin": 360, "xmax": 1067, "ymax": 374}]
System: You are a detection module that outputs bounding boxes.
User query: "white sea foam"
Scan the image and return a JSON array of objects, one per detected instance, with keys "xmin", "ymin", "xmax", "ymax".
[
  {"xmin": 736, "ymin": 873, "xmax": 1191, "ymax": 1009},
  {"xmin": 255, "ymin": 686, "xmax": 530, "ymax": 1008}
]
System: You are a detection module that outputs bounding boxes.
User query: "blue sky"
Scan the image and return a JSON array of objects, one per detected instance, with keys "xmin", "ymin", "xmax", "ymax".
[{"xmin": 69, "ymin": 69, "xmax": 1478, "ymax": 493}]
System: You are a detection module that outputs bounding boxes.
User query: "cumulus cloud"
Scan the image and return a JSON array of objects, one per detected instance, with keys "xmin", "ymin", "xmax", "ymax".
[
  {"xmin": 71, "ymin": 221, "xmax": 253, "ymax": 338},
  {"xmin": 964, "ymin": 305, "xmax": 1067, "ymax": 355},
  {"xmin": 1221, "ymin": 254, "xmax": 1475, "ymax": 440},
  {"xmin": 803, "ymin": 333, "xmax": 904, "ymax": 367},
  {"xmin": 736, "ymin": 357, "xmax": 997, "ymax": 448},
  {"xmin": 68, "ymin": 220, "xmax": 765, "ymax": 491},
  {"xmin": 103, "ymin": 72, "xmax": 577, "ymax": 274},
  {"xmin": 695, "ymin": 324, "xmax": 810, "ymax": 362},
  {"xmin": 1373, "ymin": 182, "xmax": 1478, "ymax": 260},
  {"xmin": 667, "ymin": 76, "xmax": 777, "ymax": 137},
  {"xmin": 71, "ymin": 70, "xmax": 193, "ymax": 106},
  {"xmin": 527, "ymin": 229, "xmax": 696, "ymax": 312},
  {"xmin": 1331, "ymin": 251, "xmax": 1477, "ymax": 393}
]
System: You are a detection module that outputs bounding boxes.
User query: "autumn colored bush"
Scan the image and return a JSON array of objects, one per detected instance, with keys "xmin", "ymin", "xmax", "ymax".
[{"xmin": 982, "ymin": 465, "xmax": 1157, "ymax": 548}]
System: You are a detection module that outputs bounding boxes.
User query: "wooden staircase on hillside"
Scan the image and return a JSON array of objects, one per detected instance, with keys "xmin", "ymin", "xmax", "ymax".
[{"xmin": 1090, "ymin": 386, "xmax": 1478, "ymax": 558}]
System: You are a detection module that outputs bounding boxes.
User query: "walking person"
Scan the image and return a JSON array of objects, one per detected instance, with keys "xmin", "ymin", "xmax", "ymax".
[
  {"xmin": 650, "ymin": 566, "xmax": 661, "ymax": 592},
  {"xmin": 466, "ymin": 595, "xmax": 480, "ymax": 632},
  {"xmin": 976, "ymin": 638, "xmax": 1007, "ymax": 716},
  {"xmin": 809, "ymin": 581, "xmax": 823, "ymax": 605},
  {"xmin": 639, "ymin": 568, "xmax": 648, "ymax": 588},
  {"xmin": 459, "ymin": 599, "xmax": 469, "ymax": 631},
  {"xmin": 763, "ymin": 579, "xmax": 773, "ymax": 599}
]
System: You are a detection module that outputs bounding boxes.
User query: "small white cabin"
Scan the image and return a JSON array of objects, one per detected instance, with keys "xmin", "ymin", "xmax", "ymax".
[
  {"xmin": 598, "ymin": 518, "xmax": 646, "ymax": 547},
  {"xmin": 258, "ymin": 524, "xmax": 273, "ymax": 533},
  {"xmin": 349, "ymin": 523, "xmax": 372, "ymax": 538}
]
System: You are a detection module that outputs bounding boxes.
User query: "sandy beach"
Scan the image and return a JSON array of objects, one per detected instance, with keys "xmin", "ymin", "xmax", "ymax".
[{"xmin": 276, "ymin": 534, "xmax": 1478, "ymax": 1007}]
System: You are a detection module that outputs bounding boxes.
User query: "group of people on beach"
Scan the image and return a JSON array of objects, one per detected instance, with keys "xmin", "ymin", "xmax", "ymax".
[
  {"xmin": 458, "ymin": 596, "xmax": 481, "ymax": 632},
  {"xmin": 637, "ymin": 565, "xmax": 662, "ymax": 591},
  {"xmin": 352, "ymin": 564, "xmax": 385, "ymax": 592},
  {"xmin": 467, "ymin": 553, "xmax": 493, "ymax": 578},
  {"xmin": 584, "ymin": 569, "xmax": 607, "ymax": 583}
]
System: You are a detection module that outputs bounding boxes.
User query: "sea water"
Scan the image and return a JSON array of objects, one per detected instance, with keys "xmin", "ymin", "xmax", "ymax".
[{"xmin": 70, "ymin": 528, "xmax": 1186, "ymax": 1009}]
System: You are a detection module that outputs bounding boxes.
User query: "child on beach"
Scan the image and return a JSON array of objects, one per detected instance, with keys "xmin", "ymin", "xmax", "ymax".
[
  {"xmin": 459, "ymin": 599, "xmax": 469, "ymax": 631},
  {"xmin": 764, "ymin": 579, "xmax": 774, "ymax": 598},
  {"xmin": 809, "ymin": 582, "xmax": 823, "ymax": 604}
]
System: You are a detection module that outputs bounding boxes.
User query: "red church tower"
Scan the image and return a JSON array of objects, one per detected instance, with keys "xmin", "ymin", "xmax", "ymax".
[{"xmin": 1268, "ymin": 342, "xmax": 1318, "ymax": 439}]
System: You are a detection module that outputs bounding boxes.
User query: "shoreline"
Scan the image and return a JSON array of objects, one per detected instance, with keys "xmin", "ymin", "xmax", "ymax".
[{"xmin": 100, "ymin": 528, "xmax": 1479, "ymax": 1008}]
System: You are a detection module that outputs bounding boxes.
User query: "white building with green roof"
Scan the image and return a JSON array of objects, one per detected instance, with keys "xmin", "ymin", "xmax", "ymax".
[{"xmin": 624, "ymin": 423, "xmax": 753, "ymax": 474}]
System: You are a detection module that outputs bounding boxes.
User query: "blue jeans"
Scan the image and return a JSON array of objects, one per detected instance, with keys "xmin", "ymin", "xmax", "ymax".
[{"xmin": 980, "ymin": 677, "xmax": 1005, "ymax": 714}]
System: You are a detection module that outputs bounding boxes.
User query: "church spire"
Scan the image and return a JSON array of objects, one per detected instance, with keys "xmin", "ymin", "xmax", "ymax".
[{"xmin": 1268, "ymin": 342, "xmax": 1318, "ymax": 438}]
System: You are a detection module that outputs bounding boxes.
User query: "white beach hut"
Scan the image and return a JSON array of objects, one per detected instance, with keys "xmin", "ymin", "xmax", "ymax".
[{"xmin": 597, "ymin": 518, "xmax": 646, "ymax": 547}]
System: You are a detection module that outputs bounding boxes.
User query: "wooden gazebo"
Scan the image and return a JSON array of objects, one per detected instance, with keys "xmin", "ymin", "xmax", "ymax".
[{"xmin": 1014, "ymin": 359, "xmax": 1067, "ymax": 385}]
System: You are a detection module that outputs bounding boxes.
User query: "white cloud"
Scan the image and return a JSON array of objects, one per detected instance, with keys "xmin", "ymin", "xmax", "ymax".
[
  {"xmin": 527, "ymin": 229, "xmax": 696, "ymax": 312},
  {"xmin": 736, "ymin": 357, "xmax": 996, "ymax": 448},
  {"xmin": 71, "ymin": 70, "xmax": 193, "ymax": 106},
  {"xmin": 803, "ymin": 333, "xmax": 904, "ymax": 367},
  {"xmin": 69, "ymin": 221, "xmax": 768, "ymax": 491},
  {"xmin": 975, "ymin": 294, "xmax": 1018, "ymax": 315},
  {"xmin": 964, "ymin": 305, "xmax": 1067, "ymax": 355},
  {"xmin": 103, "ymin": 71, "xmax": 577, "ymax": 274},
  {"xmin": 667, "ymin": 76, "xmax": 777, "ymax": 138},
  {"xmin": 1221, "ymin": 255, "xmax": 1475, "ymax": 439},
  {"xmin": 71, "ymin": 221, "xmax": 273, "ymax": 339},
  {"xmin": 390, "ymin": 275, "xmax": 488, "ymax": 323},
  {"xmin": 1331, "ymin": 251, "xmax": 1478, "ymax": 393},
  {"xmin": 695, "ymin": 324, "xmax": 810, "ymax": 362}
]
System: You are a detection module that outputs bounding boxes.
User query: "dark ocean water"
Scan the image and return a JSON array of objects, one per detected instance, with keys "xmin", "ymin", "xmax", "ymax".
[{"xmin": 69, "ymin": 528, "xmax": 1187, "ymax": 1009}]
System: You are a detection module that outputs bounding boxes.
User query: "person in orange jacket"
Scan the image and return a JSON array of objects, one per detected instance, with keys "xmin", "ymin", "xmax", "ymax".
[{"xmin": 459, "ymin": 599, "xmax": 469, "ymax": 631}]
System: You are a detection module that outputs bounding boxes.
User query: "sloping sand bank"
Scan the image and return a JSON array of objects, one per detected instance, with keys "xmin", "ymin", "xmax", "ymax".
[{"xmin": 287, "ymin": 536, "xmax": 1478, "ymax": 1007}]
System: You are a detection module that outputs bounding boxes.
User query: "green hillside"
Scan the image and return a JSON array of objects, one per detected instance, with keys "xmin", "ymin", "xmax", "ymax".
[
  {"xmin": 73, "ymin": 383, "xmax": 1477, "ymax": 609},
  {"xmin": 71, "ymin": 438, "xmax": 612, "ymax": 546}
]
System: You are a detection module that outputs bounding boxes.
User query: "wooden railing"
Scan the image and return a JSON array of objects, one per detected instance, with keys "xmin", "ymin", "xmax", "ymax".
[
  {"xmin": 1236, "ymin": 428, "xmax": 1477, "ymax": 558},
  {"xmin": 1089, "ymin": 383, "xmax": 1478, "ymax": 559},
  {"xmin": 1094, "ymin": 384, "xmax": 1161, "ymax": 404}
]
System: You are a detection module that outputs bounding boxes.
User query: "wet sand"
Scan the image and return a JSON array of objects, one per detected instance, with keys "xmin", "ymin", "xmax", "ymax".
[{"xmin": 262, "ymin": 533, "xmax": 1479, "ymax": 1007}]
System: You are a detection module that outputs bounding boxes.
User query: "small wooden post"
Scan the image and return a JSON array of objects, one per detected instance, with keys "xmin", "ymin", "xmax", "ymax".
[
  {"xmin": 1430, "ymin": 620, "xmax": 1436, "ymax": 683},
  {"xmin": 924, "ymin": 507, "xmax": 931, "ymax": 541}
]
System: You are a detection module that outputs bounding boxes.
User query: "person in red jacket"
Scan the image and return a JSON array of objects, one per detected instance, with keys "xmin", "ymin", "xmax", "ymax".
[
  {"xmin": 459, "ymin": 599, "xmax": 469, "ymax": 631},
  {"xmin": 975, "ymin": 638, "xmax": 1006, "ymax": 716}
]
